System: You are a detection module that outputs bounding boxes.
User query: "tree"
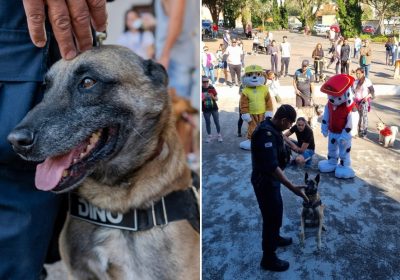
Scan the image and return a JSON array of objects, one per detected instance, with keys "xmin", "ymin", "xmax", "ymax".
[
  {"xmin": 279, "ymin": 3, "xmax": 289, "ymax": 29},
  {"xmin": 222, "ymin": 0, "xmax": 242, "ymax": 28},
  {"xmin": 272, "ymin": 0, "xmax": 281, "ymax": 29},
  {"xmin": 362, "ymin": 0, "xmax": 399, "ymax": 34},
  {"xmin": 241, "ymin": 2, "xmax": 252, "ymax": 32},
  {"xmin": 293, "ymin": 0, "xmax": 325, "ymax": 28},
  {"xmin": 203, "ymin": 0, "xmax": 224, "ymax": 24},
  {"xmin": 251, "ymin": 0, "xmax": 272, "ymax": 31},
  {"xmin": 337, "ymin": 0, "xmax": 362, "ymax": 37}
]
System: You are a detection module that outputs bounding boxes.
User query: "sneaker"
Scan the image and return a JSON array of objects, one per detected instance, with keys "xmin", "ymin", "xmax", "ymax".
[
  {"xmin": 218, "ymin": 134, "xmax": 223, "ymax": 142},
  {"xmin": 206, "ymin": 135, "xmax": 212, "ymax": 143},
  {"xmin": 277, "ymin": 236, "xmax": 293, "ymax": 247},
  {"xmin": 260, "ymin": 254, "xmax": 290, "ymax": 272}
]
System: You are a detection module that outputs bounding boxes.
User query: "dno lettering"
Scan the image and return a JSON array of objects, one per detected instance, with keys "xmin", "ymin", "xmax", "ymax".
[{"xmin": 78, "ymin": 198, "xmax": 123, "ymax": 224}]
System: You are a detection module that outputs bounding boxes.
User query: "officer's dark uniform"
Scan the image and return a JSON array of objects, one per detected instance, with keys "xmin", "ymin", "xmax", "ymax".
[
  {"xmin": 251, "ymin": 117, "xmax": 289, "ymax": 258},
  {"xmin": 0, "ymin": 2, "xmax": 62, "ymax": 279}
]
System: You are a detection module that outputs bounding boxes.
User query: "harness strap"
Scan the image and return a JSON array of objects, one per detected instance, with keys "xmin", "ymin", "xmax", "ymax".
[
  {"xmin": 69, "ymin": 187, "xmax": 199, "ymax": 233},
  {"xmin": 302, "ymin": 199, "xmax": 322, "ymax": 209}
]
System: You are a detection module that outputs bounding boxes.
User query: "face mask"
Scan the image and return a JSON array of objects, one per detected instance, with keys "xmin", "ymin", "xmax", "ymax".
[{"xmin": 131, "ymin": 19, "xmax": 142, "ymax": 30}]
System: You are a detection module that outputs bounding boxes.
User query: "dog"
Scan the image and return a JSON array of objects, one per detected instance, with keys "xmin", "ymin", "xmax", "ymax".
[
  {"xmin": 7, "ymin": 46, "xmax": 200, "ymax": 279},
  {"xmin": 300, "ymin": 173, "xmax": 325, "ymax": 250},
  {"xmin": 296, "ymin": 104, "xmax": 324, "ymax": 128},
  {"xmin": 377, "ymin": 122, "xmax": 398, "ymax": 148},
  {"xmin": 169, "ymin": 88, "xmax": 199, "ymax": 157}
]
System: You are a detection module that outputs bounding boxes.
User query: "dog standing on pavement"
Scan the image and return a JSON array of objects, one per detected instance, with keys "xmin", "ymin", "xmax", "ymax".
[
  {"xmin": 8, "ymin": 46, "xmax": 199, "ymax": 279},
  {"xmin": 376, "ymin": 122, "xmax": 398, "ymax": 148},
  {"xmin": 300, "ymin": 173, "xmax": 325, "ymax": 250}
]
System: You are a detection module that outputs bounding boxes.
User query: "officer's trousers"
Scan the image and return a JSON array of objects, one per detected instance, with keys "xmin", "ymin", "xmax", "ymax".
[{"xmin": 252, "ymin": 175, "xmax": 283, "ymax": 257}]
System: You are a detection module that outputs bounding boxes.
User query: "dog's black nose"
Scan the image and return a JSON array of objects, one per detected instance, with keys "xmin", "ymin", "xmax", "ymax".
[{"xmin": 7, "ymin": 129, "xmax": 35, "ymax": 151}]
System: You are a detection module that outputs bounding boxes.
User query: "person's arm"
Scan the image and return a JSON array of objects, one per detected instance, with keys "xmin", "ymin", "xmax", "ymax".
[
  {"xmin": 273, "ymin": 167, "xmax": 308, "ymax": 201},
  {"xmin": 297, "ymin": 142, "xmax": 309, "ymax": 153},
  {"xmin": 157, "ymin": 0, "xmax": 186, "ymax": 69},
  {"xmin": 23, "ymin": 0, "xmax": 107, "ymax": 60},
  {"xmin": 293, "ymin": 75, "xmax": 300, "ymax": 95}
]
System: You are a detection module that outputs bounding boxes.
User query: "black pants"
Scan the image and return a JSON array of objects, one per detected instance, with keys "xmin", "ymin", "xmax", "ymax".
[
  {"xmin": 252, "ymin": 174, "xmax": 283, "ymax": 256},
  {"xmin": 280, "ymin": 57, "xmax": 290, "ymax": 75},
  {"xmin": 238, "ymin": 113, "xmax": 243, "ymax": 134},
  {"xmin": 341, "ymin": 60, "xmax": 349, "ymax": 74},
  {"xmin": 228, "ymin": 64, "xmax": 241, "ymax": 85}
]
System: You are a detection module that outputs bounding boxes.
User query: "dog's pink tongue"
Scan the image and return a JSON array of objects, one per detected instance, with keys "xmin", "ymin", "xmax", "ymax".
[{"xmin": 35, "ymin": 143, "xmax": 85, "ymax": 191}]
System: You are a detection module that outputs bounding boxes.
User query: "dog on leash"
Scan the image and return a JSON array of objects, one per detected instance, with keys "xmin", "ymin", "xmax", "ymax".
[
  {"xmin": 296, "ymin": 104, "xmax": 324, "ymax": 128},
  {"xmin": 300, "ymin": 173, "xmax": 325, "ymax": 250},
  {"xmin": 8, "ymin": 46, "xmax": 199, "ymax": 279},
  {"xmin": 376, "ymin": 122, "xmax": 398, "ymax": 148}
]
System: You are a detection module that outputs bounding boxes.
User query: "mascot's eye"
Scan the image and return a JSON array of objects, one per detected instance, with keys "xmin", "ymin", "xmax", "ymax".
[{"xmin": 80, "ymin": 78, "xmax": 96, "ymax": 89}]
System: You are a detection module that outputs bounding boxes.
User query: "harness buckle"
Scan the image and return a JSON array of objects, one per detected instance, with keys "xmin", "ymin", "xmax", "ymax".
[
  {"xmin": 133, "ymin": 208, "xmax": 138, "ymax": 231},
  {"xmin": 151, "ymin": 197, "xmax": 169, "ymax": 227}
]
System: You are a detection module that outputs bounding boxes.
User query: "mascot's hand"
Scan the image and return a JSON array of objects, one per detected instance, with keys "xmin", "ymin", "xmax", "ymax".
[
  {"xmin": 242, "ymin": 113, "xmax": 252, "ymax": 123},
  {"xmin": 321, "ymin": 126, "xmax": 329, "ymax": 137},
  {"xmin": 338, "ymin": 130, "xmax": 352, "ymax": 145},
  {"xmin": 264, "ymin": 111, "xmax": 273, "ymax": 119}
]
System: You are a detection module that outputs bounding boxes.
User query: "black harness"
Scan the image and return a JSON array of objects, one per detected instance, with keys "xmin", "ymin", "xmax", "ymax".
[
  {"xmin": 302, "ymin": 199, "xmax": 322, "ymax": 209},
  {"xmin": 68, "ymin": 187, "xmax": 200, "ymax": 233}
]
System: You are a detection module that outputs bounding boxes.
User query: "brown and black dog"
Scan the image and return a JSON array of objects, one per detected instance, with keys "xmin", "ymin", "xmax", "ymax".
[{"xmin": 300, "ymin": 173, "xmax": 325, "ymax": 250}]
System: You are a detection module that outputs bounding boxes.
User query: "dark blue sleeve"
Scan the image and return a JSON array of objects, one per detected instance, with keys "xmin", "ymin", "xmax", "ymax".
[{"xmin": 252, "ymin": 129, "xmax": 279, "ymax": 173}]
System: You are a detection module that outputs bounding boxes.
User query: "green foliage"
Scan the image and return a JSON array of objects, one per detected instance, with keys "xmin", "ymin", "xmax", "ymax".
[
  {"xmin": 279, "ymin": 4, "xmax": 289, "ymax": 29},
  {"xmin": 271, "ymin": 0, "xmax": 281, "ymax": 29},
  {"xmin": 337, "ymin": 0, "xmax": 362, "ymax": 37},
  {"xmin": 222, "ymin": 0, "xmax": 242, "ymax": 28}
]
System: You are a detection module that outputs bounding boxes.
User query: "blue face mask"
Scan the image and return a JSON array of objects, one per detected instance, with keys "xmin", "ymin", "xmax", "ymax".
[{"xmin": 131, "ymin": 19, "xmax": 142, "ymax": 30}]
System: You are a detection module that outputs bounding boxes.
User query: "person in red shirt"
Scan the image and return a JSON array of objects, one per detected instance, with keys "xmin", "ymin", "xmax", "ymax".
[{"xmin": 212, "ymin": 23, "xmax": 219, "ymax": 39}]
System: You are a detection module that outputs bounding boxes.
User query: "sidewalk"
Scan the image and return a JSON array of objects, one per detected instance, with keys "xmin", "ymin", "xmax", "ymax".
[{"xmin": 202, "ymin": 85, "xmax": 400, "ymax": 280}]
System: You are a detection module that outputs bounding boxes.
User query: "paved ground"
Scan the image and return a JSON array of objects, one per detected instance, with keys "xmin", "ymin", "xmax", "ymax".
[{"xmin": 202, "ymin": 83, "xmax": 400, "ymax": 279}]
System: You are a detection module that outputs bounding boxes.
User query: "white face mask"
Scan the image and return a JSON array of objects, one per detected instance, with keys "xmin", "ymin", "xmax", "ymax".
[{"xmin": 131, "ymin": 19, "xmax": 142, "ymax": 30}]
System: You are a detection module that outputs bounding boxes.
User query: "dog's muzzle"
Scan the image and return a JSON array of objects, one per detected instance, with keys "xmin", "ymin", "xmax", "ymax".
[{"xmin": 8, "ymin": 129, "xmax": 35, "ymax": 157}]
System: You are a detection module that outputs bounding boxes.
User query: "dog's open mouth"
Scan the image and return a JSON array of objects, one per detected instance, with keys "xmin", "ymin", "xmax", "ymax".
[{"xmin": 35, "ymin": 127, "xmax": 118, "ymax": 193}]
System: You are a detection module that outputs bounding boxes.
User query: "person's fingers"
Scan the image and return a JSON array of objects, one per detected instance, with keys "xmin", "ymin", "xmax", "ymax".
[
  {"xmin": 47, "ymin": 0, "xmax": 76, "ymax": 60},
  {"xmin": 86, "ymin": 0, "xmax": 107, "ymax": 32},
  {"xmin": 66, "ymin": 0, "xmax": 92, "ymax": 52},
  {"xmin": 23, "ymin": 0, "xmax": 47, "ymax": 47}
]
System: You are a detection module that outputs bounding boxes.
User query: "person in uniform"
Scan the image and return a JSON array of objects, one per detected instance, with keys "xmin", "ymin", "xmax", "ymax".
[
  {"xmin": 0, "ymin": 1, "xmax": 107, "ymax": 279},
  {"xmin": 251, "ymin": 104, "xmax": 308, "ymax": 272}
]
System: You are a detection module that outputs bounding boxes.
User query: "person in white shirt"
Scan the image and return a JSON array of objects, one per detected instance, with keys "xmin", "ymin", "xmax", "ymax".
[
  {"xmin": 225, "ymin": 39, "xmax": 244, "ymax": 87},
  {"xmin": 353, "ymin": 67, "xmax": 375, "ymax": 138},
  {"xmin": 117, "ymin": 9, "xmax": 154, "ymax": 60},
  {"xmin": 353, "ymin": 35, "xmax": 362, "ymax": 59},
  {"xmin": 280, "ymin": 36, "xmax": 291, "ymax": 77},
  {"xmin": 252, "ymin": 31, "xmax": 260, "ymax": 54}
]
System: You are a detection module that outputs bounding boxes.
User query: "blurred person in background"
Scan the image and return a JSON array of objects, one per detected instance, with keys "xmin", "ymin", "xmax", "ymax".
[
  {"xmin": 154, "ymin": 0, "xmax": 198, "ymax": 100},
  {"xmin": 117, "ymin": 7, "xmax": 155, "ymax": 59},
  {"xmin": 311, "ymin": 43, "xmax": 324, "ymax": 82},
  {"xmin": 202, "ymin": 45, "xmax": 216, "ymax": 85}
]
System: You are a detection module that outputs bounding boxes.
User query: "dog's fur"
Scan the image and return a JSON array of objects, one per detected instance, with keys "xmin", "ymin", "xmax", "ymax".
[
  {"xmin": 300, "ymin": 173, "xmax": 325, "ymax": 250},
  {"xmin": 8, "ymin": 46, "xmax": 199, "ymax": 279},
  {"xmin": 296, "ymin": 104, "xmax": 324, "ymax": 128},
  {"xmin": 377, "ymin": 122, "xmax": 398, "ymax": 148}
]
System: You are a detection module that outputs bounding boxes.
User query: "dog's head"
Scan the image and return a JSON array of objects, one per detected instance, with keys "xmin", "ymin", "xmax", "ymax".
[
  {"xmin": 314, "ymin": 104, "xmax": 324, "ymax": 116},
  {"xmin": 304, "ymin": 172, "xmax": 320, "ymax": 196},
  {"xmin": 376, "ymin": 122, "xmax": 386, "ymax": 131},
  {"xmin": 8, "ymin": 45, "xmax": 169, "ymax": 193}
]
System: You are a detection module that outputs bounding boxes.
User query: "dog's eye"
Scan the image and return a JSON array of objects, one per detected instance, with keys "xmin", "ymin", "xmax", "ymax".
[{"xmin": 80, "ymin": 78, "xmax": 96, "ymax": 89}]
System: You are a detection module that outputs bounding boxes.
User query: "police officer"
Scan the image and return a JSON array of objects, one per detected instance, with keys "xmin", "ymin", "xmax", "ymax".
[
  {"xmin": 0, "ymin": 1, "xmax": 107, "ymax": 279},
  {"xmin": 251, "ymin": 104, "xmax": 308, "ymax": 272}
]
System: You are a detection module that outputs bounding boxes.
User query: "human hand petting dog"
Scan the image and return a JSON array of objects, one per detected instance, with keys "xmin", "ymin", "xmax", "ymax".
[
  {"xmin": 292, "ymin": 185, "xmax": 309, "ymax": 203},
  {"xmin": 23, "ymin": 0, "xmax": 107, "ymax": 60}
]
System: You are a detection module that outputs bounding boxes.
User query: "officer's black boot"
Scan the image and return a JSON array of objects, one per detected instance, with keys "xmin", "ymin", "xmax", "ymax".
[
  {"xmin": 260, "ymin": 253, "xmax": 289, "ymax": 272},
  {"xmin": 277, "ymin": 236, "xmax": 293, "ymax": 247}
]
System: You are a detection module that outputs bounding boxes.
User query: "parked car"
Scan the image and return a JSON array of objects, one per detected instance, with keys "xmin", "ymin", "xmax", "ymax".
[
  {"xmin": 313, "ymin": 24, "xmax": 330, "ymax": 33},
  {"xmin": 363, "ymin": 25, "xmax": 376, "ymax": 34},
  {"xmin": 202, "ymin": 19, "xmax": 212, "ymax": 34}
]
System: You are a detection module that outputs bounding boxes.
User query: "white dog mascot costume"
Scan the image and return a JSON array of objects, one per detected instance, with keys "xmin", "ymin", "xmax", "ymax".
[{"xmin": 318, "ymin": 74, "xmax": 356, "ymax": 179}]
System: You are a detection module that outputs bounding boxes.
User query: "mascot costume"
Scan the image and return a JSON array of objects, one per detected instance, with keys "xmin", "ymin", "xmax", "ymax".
[
  {"xmin": 239, "ymin": 65, "xmax": 274, "ymax": 150},
  {"xmin": 319, "ymin": 74, "xmax": 356, "ymax": 179}
]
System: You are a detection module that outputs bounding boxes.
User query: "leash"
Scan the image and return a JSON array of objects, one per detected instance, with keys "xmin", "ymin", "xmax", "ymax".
[{"xmin": 373, "ymin": 111, "xmax": 386, "ymax": 124}]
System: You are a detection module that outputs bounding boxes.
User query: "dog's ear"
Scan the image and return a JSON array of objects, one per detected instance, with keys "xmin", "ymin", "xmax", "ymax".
[
  {"xmin": 143, "ymin": 59, "xmax": 168, "ymax": 87},
  {"xmin": 305, "ymin": 172, "xmax": 309, "ymax": 182},
  {"xmin": 315, "ymin": 174, "xmax": 320, "ymax": 185}
]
